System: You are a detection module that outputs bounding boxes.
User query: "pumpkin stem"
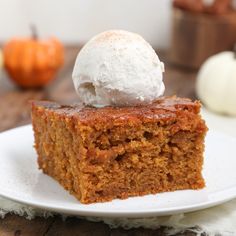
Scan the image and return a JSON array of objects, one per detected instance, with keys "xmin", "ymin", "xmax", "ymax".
[{"xmin": 30, "ymin": 24, "xmax": 38, "ymax": 40}]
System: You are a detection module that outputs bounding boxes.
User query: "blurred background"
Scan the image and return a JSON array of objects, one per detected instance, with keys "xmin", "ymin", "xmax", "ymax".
[
  {"xmin": 0, "ymin": 0, "xmax": 236, "ymax": 133},
  {"xmin": 0, "ymin": 0, "xmax": 172, "ymax": 48}
]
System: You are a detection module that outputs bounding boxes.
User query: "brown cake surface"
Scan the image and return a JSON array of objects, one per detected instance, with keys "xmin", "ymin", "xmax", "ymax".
[{"xmin": 31, "ymin": 97, "xmax": 208, "ymax": 204}]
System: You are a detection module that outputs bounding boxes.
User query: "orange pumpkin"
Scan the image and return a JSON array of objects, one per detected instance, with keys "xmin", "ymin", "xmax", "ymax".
[{"xmin": 4, "ymin": 30, "xmax": 64, "ymax": 88}]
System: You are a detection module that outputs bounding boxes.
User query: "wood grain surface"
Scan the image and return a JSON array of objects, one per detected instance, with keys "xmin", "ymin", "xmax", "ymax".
[
  {"xmin": 170, "ymin": 8, "xmax": 236, "ymax": 68},
  {"xmin": 0, "ymin": 46, "xmax": 201, "ymax": 236}
]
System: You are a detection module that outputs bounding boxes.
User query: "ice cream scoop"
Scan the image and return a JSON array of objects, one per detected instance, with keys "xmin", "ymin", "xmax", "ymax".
[{"xmin": 72, "ymin": 30, "xmax": 165, "ymax": 107}]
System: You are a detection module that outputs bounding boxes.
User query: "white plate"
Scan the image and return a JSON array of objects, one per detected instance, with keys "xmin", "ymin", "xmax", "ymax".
[{"xmin": 0, "ymin": 125, "xmax": 236, "ymax": 218}]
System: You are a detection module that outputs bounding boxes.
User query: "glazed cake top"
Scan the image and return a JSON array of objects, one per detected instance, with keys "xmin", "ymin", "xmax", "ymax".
[{"xmin": 31, "ymin": 96, "xmax": 201, "ymax": 125}]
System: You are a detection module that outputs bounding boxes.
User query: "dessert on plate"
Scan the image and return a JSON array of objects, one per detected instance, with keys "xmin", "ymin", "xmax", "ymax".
[{"xmin": 31, "ymin": 30, "xmax": 208, "ymax": 204}]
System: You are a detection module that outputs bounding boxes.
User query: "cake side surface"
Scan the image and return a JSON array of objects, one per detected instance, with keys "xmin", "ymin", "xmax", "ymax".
[{"xmin": 31, "ymin": 97, "xmax": 207, "ymax": 204}]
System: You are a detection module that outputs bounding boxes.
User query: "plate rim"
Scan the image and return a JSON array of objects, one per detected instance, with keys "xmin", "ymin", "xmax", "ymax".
[{"xmin": 1, "ymin": 184, "xmax": 236, "ymax": 218}]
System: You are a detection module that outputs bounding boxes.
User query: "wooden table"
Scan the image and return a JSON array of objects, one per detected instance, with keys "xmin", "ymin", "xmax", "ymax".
[{"xmin": 0, "ymin": 46, "xmax": 199, "ymax": 236}]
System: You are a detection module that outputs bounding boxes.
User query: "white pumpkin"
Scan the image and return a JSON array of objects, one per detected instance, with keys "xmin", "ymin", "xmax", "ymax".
[{"xmin": 196, "ymin": 51, "xmax": 236, "ymax": 116}]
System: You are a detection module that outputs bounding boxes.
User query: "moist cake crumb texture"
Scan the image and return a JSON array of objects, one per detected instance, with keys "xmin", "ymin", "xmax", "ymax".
[{"xmin": 31, "ymin": 97, "xmax": 208, "ymax": 204}]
